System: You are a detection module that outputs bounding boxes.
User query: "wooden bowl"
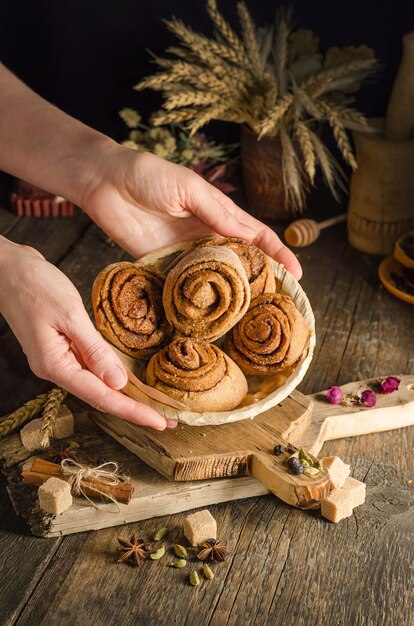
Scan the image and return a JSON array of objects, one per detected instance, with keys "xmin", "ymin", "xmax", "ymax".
[
  {"xmin": 116, "ymin": 241, "xmax": 316, "ymax": 426},
  {"xmin": 394, "ymin": 231, "xmax": 414, "ymax": 269}
]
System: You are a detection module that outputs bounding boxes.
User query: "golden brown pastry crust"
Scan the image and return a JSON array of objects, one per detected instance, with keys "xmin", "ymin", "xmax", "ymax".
[
  {"xmin": 92, "ymin": 262, "xmax": 171, "ymax": 359},
  {"xmin": 146, "ymin": 338, "xmax": 248, "ymax": 412},
  {"xmin": 163, "ymin": 246, "xmax": 250, "ymax": 342},
  {"xmin": 169, "ymin": 236, "xmax": 276, "ymax": 298},
  {"xmin": 225, "ymin": 293, "xmax": 310, "ymax": 375}
]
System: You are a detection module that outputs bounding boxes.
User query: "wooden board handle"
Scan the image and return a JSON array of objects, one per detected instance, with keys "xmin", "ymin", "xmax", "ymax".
[
  {"xmin": 250, "ymin": 449, "xmax": 330, "ymax": 509},
  {"xmin": 295, "ymin": 375, "xmax": 414, "ymax": 455}
]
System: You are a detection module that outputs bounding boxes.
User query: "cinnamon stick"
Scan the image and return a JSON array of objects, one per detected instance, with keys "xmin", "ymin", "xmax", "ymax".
[{"xmin": 21, "ymin": 457, "xmax": 134, "ymax": 504}]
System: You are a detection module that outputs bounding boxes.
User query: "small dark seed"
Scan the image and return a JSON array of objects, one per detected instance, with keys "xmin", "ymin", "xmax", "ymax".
[
  {"xmin": 287, "ymin": 457, "xmax": 304, "ymax": 475},
  {"xmin": 96, "ymin": 457, "xmax": 107, "ymax": 466},
  {"xmin": 273, "ymin": 444, "xmax": 285, "ymax": 456}
]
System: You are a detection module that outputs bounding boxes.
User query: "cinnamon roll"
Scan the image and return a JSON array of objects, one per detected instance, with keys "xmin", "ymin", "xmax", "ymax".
[
  {"xmin": 168, "ymin": 236, "xmax": 276, "ymax": 298},
  {"xmin": 190, "ymin": 236, "xmax": 276, "ymax": 297},
  {"xmin": 92, "ymin": 262, "xmax": 171, "ymax": 359},
  {"xmin": 225, "ymin": 293, "xmax": 310, "ymax": 375},
  {"xmin": 163, "ymin": 246, "xmax": 250, "ymax": 342},
  {"xmin": 146, "ymin": 338, "xmax": 248, "ymax": 412}
]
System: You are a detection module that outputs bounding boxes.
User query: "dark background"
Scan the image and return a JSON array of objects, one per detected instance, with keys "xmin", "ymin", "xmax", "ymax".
[
  {"xmin": 1, "ymin": 0, "xmax": 413, "ymax": 143},
  {"xmin": 0, "ymin": 0, "xmax": 413, "ymax": 214}
]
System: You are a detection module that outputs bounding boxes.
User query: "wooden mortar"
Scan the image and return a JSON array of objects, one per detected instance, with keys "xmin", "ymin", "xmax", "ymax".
[{"xmin": 347, "ymin": 119, "xmax": 414, "ymax": 255}]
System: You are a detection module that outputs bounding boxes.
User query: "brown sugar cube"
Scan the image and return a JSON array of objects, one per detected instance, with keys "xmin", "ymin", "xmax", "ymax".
[
  {"xmin": 183, "ymin": 509, "xmax": 217, "ymax": 546},
  {"xmin": 341, "ymin": 476, "xmax": 366, "ymax": 508},
  {"xmin": 321, "ymin": 488, "xmax": 353, "ymax": 523},
  {"xmin": 20, "ymin": 405, "xmax": 74, "ymax": 451},
  {"xmin": 38, "ymin": 477, "xmax": 73, "ymax": 515},
  {"xmin": 323, "ymin": 456, "xmax": 351, "ymax": 489},
  {"xmin": 53, "ymin": 405, "xmax": 74, "ymax": 439}
]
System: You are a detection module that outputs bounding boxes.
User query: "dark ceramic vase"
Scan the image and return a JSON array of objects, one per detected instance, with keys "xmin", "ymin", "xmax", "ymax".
[{"xmin": 241, "ymin": 126, "xmax": 295, "ymax": 224}]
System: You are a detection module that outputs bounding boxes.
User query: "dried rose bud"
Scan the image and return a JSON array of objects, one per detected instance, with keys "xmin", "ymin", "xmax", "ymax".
[
  {"xmin": 377, "ymin": 376, "xmax": 400, "ymax": 394},
  {"xmin": 360, "ymin": 389, "xmax": 376, "ymax": 407},
  {"xmin": 326, "ymin": 386, "xmax": 343, "ymax": 405}
]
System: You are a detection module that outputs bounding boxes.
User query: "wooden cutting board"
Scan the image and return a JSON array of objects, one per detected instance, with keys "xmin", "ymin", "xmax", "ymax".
[
  {"xmin": 93, "ymin": 375, "xmax": 414, "ymax": 506},
  {"xmin": 3, "ymin": 375, "xmax": 413, "ymax": 537}
]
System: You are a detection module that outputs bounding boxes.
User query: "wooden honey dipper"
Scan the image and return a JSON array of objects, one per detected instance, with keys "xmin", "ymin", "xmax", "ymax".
[{"xmin": 284, "ymin": 214, "xmax": 347, "ymax": 247}]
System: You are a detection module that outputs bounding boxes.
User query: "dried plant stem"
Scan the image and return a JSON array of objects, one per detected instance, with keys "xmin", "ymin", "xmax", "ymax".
[
  {"xmin": 188, "ymin": 103, "xmax": 231, "ymax": 135},
  {"xmin": 294, "ymin": 121, "xmax": 316, "ymax": 183},
  {"xmin": 0, "ymin": 393, "xmax": 49, "ymax": 439},
  {"xmin": 303, "ymin": 59, "xmax": 377, "ymax": 99},
  {"xmin": 279, "ymin": 123, "xmax": 305, "ymax": 212},
  {"xmin": 164, "ymin": 90, "xmax": 221, "ymax": 110},
  {"xmin": 40, "ymin": 388, "xmax": 67, "ymax": 449},
  {"xmin": 237, "ymin": 2, "xmax": 264, "ymax": 75},
  {"xmin": 319, "ymin": 102, "xmax": 358, "ymax": 171},
  {"xmin": 309, "ymin": 131, "xmax": 346, "ymax": 201},
  {"xmin": 258, "ymin": 93, "xmax": 294, "ymax": 138},
  {"xmin": 165, "ymin": 18, "xmax": 249, "ymax": 68},
  {"xmin": 207, "ymin": 0, "xmax": 246, "ymax": 57},
  {"xmin": 274, "ymin": 10, "xmax": 290, "ymax": 95}
]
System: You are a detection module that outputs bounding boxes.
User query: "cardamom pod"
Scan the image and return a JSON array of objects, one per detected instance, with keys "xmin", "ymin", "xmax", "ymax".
[
  {"xmin": 287, "ymin": 451, "xmax": 300, "ymax": 461},
  {"xmin": 171, "ymin": 559, "xmax": 187, "ymax": 568},
  {"xmin": 172, "ymin": 544, "xmax": 188, "ymax": 558},
  {"xmin": 203, "ymin": 563, "xmax": 214, "ymax": 580},
  {"xmin": 189, "ymin": 571, "xmax": 200, "ymax": 586},
  {"xmin": 301, "ymin": 459, "xmax": 310, "ymax": 469},
  {"xmin": 150, "ymin": 546, "xmax": 166, "ymax": 560},
  {"xmin": 299, "ymin": 448, "xmax": 314, "ymax": 465},
  {"xmin": 153, "ymin": 527, "xmax": 169, "ymax": 541},
  {"xmin": 304, "ymin": 466, "xmax": 320, "ymax": 477}
]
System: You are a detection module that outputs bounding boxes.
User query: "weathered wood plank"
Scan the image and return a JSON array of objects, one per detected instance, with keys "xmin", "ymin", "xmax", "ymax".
[
  {"xmin": 13, "ymin": 427, "xmax": 414, "ymax": 626},
  {"xmin": 0, "ymin": 217, "xmax": 413, "ymax": 626}
]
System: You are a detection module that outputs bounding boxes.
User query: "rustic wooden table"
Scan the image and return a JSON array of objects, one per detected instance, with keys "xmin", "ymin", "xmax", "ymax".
[{"xmin": 0, "ymin": 206, "xmax": 413, "ymax": 626}]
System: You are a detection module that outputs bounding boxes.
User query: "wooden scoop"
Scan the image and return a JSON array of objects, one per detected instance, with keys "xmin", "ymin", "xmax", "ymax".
[{"xmin": 284, "ymin": 214, "xmax": 346, "ymax": 247}]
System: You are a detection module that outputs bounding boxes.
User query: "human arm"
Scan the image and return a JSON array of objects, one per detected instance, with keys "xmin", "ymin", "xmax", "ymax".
[{"xmin": 0, "ymin": 62, "xmax": 301, "ymax": 276}]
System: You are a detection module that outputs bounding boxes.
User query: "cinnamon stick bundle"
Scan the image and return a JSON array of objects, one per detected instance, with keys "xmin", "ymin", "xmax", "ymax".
[{"xmin": 21, "ymin": 458, "xmax": 134, "ymax": 504}]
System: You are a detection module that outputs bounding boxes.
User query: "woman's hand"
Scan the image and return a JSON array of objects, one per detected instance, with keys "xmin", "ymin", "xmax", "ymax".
[
  {"xmin": 0, "ymin": 238, "xmax": 174, "ymax": 430},
  {"xmin": 82, "ymin": 147, "xmax": 302, "ymax": 279}
]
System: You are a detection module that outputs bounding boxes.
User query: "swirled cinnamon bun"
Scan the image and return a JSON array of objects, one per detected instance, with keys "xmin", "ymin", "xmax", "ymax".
[
  {"xmin": 146, "ymin": 338, "xmax": 247, "ymax": 411},
  {"xmin": 92, "ymin": 262, "xmax": 171, "ymax": 359},
  {"xmin": 225, "ymin": 293, "xmax": 310, "ymax": 375},
  {"xmin": 163, "ymin": 246, "xmax": 250, "ymax": 342}
]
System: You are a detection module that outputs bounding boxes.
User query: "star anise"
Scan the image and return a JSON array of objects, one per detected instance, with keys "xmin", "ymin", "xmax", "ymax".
[
  {"xmin": 42, "ymin": 440, "xmax": 79, "ymax": 464},
  {"xmin": 117, "ymin": 534, "xmax": 151, "ymax": 567},
  {"xmin": 197, "ymin": 539, "xmax": 230, "ymax": 562}
]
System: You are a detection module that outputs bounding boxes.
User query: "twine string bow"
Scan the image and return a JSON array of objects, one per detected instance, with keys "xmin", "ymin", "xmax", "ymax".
[{"xmin": 60, "ymin": 458, "xmax": 125, "ymax": 511}]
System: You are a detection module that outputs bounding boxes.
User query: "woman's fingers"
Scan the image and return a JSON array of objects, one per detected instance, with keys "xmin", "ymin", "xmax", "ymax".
[
  {"xmin": 58, "ymin": 366, "xmax": 168, "ymax": 430},
  {"xmin": 187, "ymin": 178, "xmax": 261, "ymax": 241},
  {"xmin": 188, "ymin": 179, "xmax": 302, "ymax": 280},
  {"xmin": 207, "ymin": 184, "xmax": 303, "ymax": 280},
  {"xmin": 63, "ymin": 311, "xmax": 128, "ymax": 390}
]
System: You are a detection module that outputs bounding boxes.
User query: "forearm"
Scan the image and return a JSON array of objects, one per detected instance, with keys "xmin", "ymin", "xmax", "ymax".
[{"xmin": 0, "ymin": 63, "xmax": 119, "ymax": 207}]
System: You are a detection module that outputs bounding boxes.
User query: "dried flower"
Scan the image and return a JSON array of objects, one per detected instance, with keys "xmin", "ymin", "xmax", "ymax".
[
  {"xmin": 133, "ymin": 1, "xmax": 378, "ymax": 212},
  {"xmin": 197, "ymin": 539, "xmax": 230, "ymax": 562},
  {"xmin": 360, "ymin": 389, "xmax": 376, "ymax": 408},
  {"xmin": 377, "ymin": 376, "xmax": 400, "ymax": 394},
  {"xmin": 119, "ymin": 108, "xmax": 142, "ymax": 128},
  {"xmin": 326, "ymin": 386, "xmax": 343, "ymax": 405}
]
